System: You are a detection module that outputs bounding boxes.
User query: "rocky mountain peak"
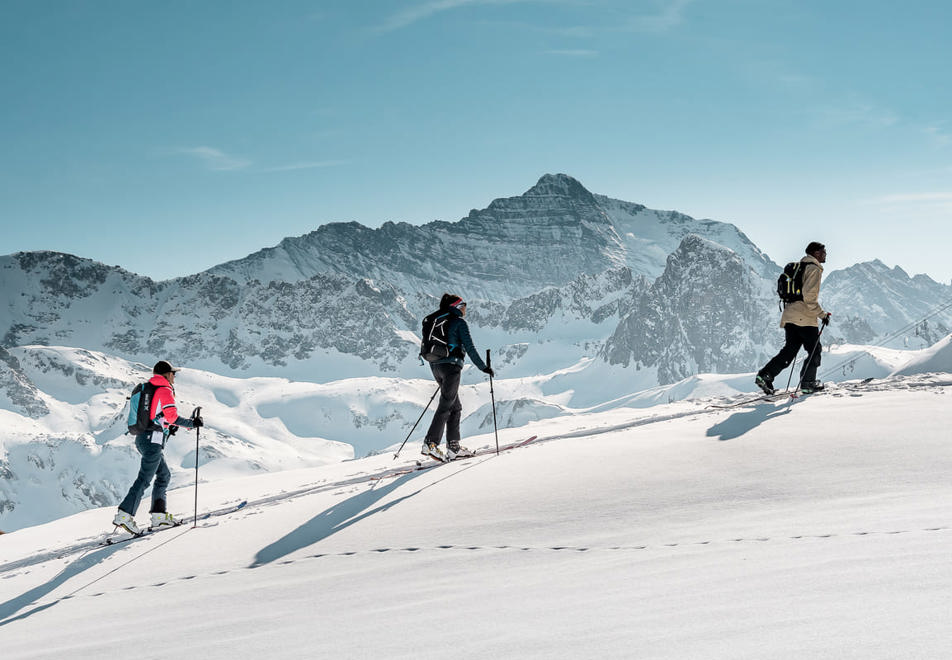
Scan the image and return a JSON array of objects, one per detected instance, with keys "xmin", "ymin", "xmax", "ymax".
[{"xmin": 524, "ymin": 173, "xmax": 596, "ymax": 201}]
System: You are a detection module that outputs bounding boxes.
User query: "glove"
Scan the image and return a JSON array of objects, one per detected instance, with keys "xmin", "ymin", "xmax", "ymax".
[
  {"xmin": 483, "ymin": 367, "xmax": 495, "ymax": 378},
  {"xmin": 822, "ymin": 313, "xmax": 831, "ymax": 327},
  {"xmin": 168, "ymin": 425, "xmax": 178, "ymax": 436},
  {"xmin": 192, "ymin": 415, "xmax": 204, "ymax": 428}
]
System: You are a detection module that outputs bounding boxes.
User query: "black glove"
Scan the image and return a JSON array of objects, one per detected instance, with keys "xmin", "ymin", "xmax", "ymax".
[
  {"xmin": 483, "ymin": 366, "xmax": 495, "ymax": 378},
  {"xmin": 168, "ymin": 425, "xmax": 178, "ymax": 436},
  {"xmin": 822, "ymin": 313, "xmax": 831, "ymax": 327},
  {"xmin": 192, "ymin": 415, "xmax": 204, "ymax": 428}
]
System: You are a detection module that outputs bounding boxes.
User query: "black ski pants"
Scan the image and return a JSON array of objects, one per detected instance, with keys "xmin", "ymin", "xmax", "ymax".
[
  {"xmin": 425, "ymin": 362, "xmax": 463, "ymax": 448},
  {"xmin": 760, "ymin": 323, "xmax": 822, "ymax": 384}
]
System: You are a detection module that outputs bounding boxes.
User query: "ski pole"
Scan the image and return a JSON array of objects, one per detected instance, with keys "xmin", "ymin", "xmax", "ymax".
[
  {"xmin": 783, "ymin": 357, "xmax": 798, "ymax": 393},
  {"xmin": 792, "ymin": 321, "xmax": 827, "ymax": 396},
  {"xmin": 487, "ymin": 349, "xmax": 500, "ymax": 456},
  {"xmin": 394, "ymin": 385, "xmax": 440, "ymax": 459},
  {"xmin": 192, "ymin": 406, "xmax": 201, "ymax": 528}
]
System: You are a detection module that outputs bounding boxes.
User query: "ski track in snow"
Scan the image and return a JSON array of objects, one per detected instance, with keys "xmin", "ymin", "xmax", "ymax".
[{"xmin": 6, "ymin": 525, "xmax": 950, "ymax": 616}]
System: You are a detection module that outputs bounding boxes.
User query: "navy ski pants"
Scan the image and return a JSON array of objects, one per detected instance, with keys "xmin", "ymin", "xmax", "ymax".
[{"xmin": 118, "ymin": 431, "xmax": 171, "ymax": 515}]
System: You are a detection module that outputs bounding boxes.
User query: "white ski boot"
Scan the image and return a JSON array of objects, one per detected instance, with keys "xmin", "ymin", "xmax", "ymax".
[
  {"xmin": 446, "ymin": 445, "xmax": 475, "ymax": 460},
  {"xmin": 421, "ymin": 441, "xmax": 446, "ymax": 462},
  {"xmin": 113, "ymin": 510, "xmax": 141, "ymax": 535},
  {"xmin": 150, "ymin": 512, "xmax": 178, "ymax": 530}
]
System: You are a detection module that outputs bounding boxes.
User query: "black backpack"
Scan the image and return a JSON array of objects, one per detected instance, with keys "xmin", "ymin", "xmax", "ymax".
[
  {"xmin": 777, "ymin": 261, "xmax": 808, "ymax": 304},
  {"xmin": 420, "ymin": 310, "xmax": 454, "ymax": 363},
  {"xmin": 126, "ymin": 381, "xmax": 159, "ymax": 434}
]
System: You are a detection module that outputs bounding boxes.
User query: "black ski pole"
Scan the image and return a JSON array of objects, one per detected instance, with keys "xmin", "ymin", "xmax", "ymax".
[
  {"xmin": 792, "ymin": 322, "xmax": 827, "ymax": 396},
  {"xmin": 487, "ymin": 349, "xmax": 500, "ymax": 456},
  {"xmin": 394, "ymin": 385, "xmax": 440, "ymax": 459},
  {"xmin": 192, "ymin": 406, "xmax": 201, "ymax": 528},
  {"xmin": 783, "ymin": 357, "xmax": 798, "ymax": 393}
]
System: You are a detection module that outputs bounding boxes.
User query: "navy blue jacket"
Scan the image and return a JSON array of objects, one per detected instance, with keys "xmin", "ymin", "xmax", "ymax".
[{"xmin": 433, "ymin": 307, "xmax": 488, "ymax": 371}]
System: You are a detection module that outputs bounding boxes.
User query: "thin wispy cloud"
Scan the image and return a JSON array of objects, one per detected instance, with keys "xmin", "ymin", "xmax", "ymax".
[
  {"xmin": 868, "ymin": 192, "xmax": 952, "ymax": 205},
  {"xmin": 622, "ymin": 0, "xmax": 693, "ymax": 33},
  {"xmin": 864, "ymin": 192, "xmax": 952, "ymax": 217},
  {"xmin": 544, "ymin": 48, "xmax": 598, "ymax": 57},
  {"xmin": 376, "ymin": 0, "xmax": 491, "ymax": 33},
  {"xmin": 374, "ymin": 0, "xmax": 570, "ymax": 34},
  {"xmin": 169, "ymin": 146, "xmax": 252, "ymax": 171},
  {"xmin": 374, "ymin": 0, "xmax": 692, "ymax": 39},
  {"xmin": 260, "ymin": 160, "xmax": 350, "ymax": 173},
  {"xmin": 924, "ymin": 124, "xmax": 952, "ymax": 148},
  {"xmin": 810, "ymin": 98, "xmax": 899, "ymax": 130}
]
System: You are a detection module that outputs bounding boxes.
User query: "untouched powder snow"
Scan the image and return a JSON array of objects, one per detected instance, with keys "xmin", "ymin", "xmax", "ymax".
[{"xmin": 1, "ymin": 375, "xmax": 950, "ymax": 659}]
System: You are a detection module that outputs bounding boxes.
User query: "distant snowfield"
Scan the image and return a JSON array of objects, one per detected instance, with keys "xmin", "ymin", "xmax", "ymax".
[{"xmin": 2, "ymin": 376, "xmax": 950, "ymax": 658}]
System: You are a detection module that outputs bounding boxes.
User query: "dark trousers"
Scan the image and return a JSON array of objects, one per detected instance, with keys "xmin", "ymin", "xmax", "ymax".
[
  {"xmin": 425, "ymin": 363, "xmax": 463, "ymax": 447},
  {"xmin": 760, "ymin": 323, "xmax": 822, "ymax": 384},
  {"xmin": 118, "ymin": 431, "xmax": 171, "ymax": 515}
]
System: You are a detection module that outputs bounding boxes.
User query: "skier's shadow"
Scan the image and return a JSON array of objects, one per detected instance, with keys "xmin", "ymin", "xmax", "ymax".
[
  {"xmin": 250, "ymin": 470, "xmax": 427, "ymax": 568},
  {"xmin": 0, "ymin": 543, "xmax": 124, "ymax": 626},
  {"xmin": 706, "ymin": 402, "xmax": 793, "ymax": 441}
]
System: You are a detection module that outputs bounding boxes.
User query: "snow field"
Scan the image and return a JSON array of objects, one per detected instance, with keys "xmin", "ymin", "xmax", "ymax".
[{"xmin": 2, "ymin": 383, "xmax": 950, "ymax": 658}]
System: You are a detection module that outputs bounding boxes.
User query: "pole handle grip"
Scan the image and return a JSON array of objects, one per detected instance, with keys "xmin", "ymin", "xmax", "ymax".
[{"xmin": 486, "ymin": 349, "xmax": 492, "ymax": 369}]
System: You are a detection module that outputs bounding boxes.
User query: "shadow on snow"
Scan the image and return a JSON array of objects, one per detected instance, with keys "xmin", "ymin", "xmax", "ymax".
[
  {"xmin": 250, "ymin": 469, "xmax": 429, "ymax": 568},
  {"xmin": 706, "ymin": 402, "xmax": 794, "ymax": 441},
  {"xmin": 0, "ymin": 543, "xmax": 126, "ymax": 627}
]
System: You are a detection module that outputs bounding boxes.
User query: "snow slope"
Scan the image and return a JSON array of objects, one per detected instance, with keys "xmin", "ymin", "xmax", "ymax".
[{"xmin": 2, "ymin": 375, "xmax": 950, "ymax": 659}]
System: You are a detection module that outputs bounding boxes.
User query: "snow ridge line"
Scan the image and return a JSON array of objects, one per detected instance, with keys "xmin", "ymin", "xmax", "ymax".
[{"xmin": 17, "ymin": 526, "xmax": 949, "ymax": 611}]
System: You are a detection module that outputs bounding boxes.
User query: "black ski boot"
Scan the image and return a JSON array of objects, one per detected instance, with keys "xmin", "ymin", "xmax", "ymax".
[
  {"xmin": 755, "ymin": 372, "xmax": 776, "ymax": 395},
  {"xmin": 800, "ymin": 381, "xmax": 825, "ymax": 393}
]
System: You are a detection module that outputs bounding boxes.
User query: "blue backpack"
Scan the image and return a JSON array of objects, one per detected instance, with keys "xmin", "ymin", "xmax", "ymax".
[{"xmin": 126, "ymin": 382, "xmax": 159, "ymax": 434}]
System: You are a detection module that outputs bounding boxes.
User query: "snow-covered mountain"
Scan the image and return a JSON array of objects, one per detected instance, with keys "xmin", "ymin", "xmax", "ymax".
[
  {"xmin": 3, "ymin": 174, "xmax": 949, "ymax": 382},
  {"xmin": 823, "ymin": 259, "xmax": 952, "ymax": 346},
  {"xmin": 3, "ymin": 173, "xmax": 952, "ymax": 530},
  {"xmin": 206, "ymin": 173, "xmax": 777, "ymax": 295}
]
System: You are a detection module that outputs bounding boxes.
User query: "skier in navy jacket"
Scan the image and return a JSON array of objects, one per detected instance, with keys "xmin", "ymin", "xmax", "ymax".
[{"xmin": 422, "ymin": 294, "xmax": 494, "ymax": 462}]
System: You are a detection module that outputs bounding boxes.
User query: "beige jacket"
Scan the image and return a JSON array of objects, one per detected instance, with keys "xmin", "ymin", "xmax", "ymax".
[{"xmin": 780, "ymin": 255, "xmax": 827, "ymax": 328}]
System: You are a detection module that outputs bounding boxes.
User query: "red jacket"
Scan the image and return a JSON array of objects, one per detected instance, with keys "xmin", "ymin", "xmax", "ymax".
[{"xmin": 148, "ymin": 374, "xmax": 192, "ymax": 429}]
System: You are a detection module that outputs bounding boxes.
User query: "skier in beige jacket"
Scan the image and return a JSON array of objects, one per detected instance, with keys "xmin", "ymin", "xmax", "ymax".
[{"xmin": 756, "ymin": 242, "xmax": 832, "ymax": 394}]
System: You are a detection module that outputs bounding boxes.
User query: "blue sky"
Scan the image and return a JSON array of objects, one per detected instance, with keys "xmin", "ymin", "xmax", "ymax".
[{"xmin": 2, "ymin": 1, "xmax": 951, "ymax": 283}]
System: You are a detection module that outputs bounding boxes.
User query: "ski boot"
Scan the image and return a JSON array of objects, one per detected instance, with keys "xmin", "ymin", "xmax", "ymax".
[
  {"xmin": 800, "ymin": 381, "xmax": 825, "ymax": 394},
  {"xmin": 150, "ymin": 512, "xmax": 178, "ymax": 530},
  {"xmin": 446, "ymin": 444, "xmax": 475, "ymax": 460},
  {"xmin": 421, "ymin": 441, "xmax": 446, "ymax": 462},
  {"xmin": 754, "ymin": 372, "xmax": 776, "ymax": 395},
  {"xmin": 113, "ymin": 510, "xmax": 141, "ymax": 535}
]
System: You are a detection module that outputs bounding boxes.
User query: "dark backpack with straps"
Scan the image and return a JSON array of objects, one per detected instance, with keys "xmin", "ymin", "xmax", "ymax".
[
  {"xmin": 420, "ymin": 310, "xmax": 454, "ymax": 363},
  {"xmin": 126, "ymin": 381, "xmax": 159, "ymax": 434},
  {"xmin": 777, "ymin": 261, "xmax": 808, "ymax": 304}
]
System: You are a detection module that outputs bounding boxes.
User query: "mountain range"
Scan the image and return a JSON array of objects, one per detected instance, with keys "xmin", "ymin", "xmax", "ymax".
[{"xmin": 2, "ymin": 173, "xmax": 951, "ymax": 530}]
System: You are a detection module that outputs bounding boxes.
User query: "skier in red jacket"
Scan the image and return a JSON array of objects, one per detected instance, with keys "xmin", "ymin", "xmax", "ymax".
[{"xmin": 113, "ymin": 360, "xmax": 203, "ymax": 534}]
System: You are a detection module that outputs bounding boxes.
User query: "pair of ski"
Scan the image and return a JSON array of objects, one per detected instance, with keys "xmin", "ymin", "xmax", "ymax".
[
  {"xmin": 710, "ymin": 378, "xmax": 873, "ymax": 409},
  {"xmin": 405, "ymin": 435, "xmax": 539, "ymax": 474},
  {"xmin": 102, "ymin": 520, "xmax": 187, "ymax": 546},
  {"xmin": 100, "ymin": 500, "xmax": 248, "ymax": 547}
]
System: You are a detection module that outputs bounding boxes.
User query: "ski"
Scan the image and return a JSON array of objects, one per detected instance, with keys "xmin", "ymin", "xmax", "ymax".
[
  {"xmin": 370, "ymin": 435, "xmax": 541, "ymax": 479},
  {"xmin": 708, "ymin": 392, "xmax": 786, "ymax": 409},
  {"xmin": 200, "ymin": 499, "xmax": 248, "ymax": 521},
  {"xmin": 100, "ymin": 519, "xmax": 187, "ymax": 547},
  {"xmin": 709, "ymin": 378, "xmax": 875, "ymax": 409},
  {"xmin": 413, "ymin": 435, "xmax": 539, "ymax": 470}
]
